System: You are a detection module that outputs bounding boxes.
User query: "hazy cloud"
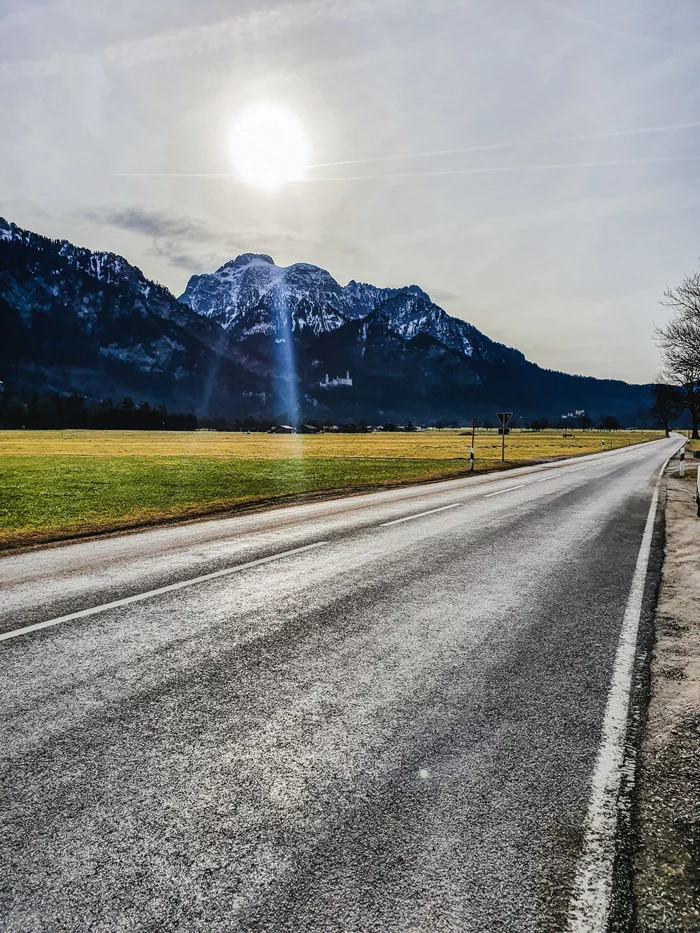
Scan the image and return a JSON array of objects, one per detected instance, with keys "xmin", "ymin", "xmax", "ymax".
[
  {"xmin": 82, "ymin": 208, "xmax": 212, "ymax": 242},
  {"xmin": 82, "ymin": 206, "xmax": 366, "ymax": 285},
  {"xmin": 1, "ymin": 0, "xmax": 465, "ymax": 79}
]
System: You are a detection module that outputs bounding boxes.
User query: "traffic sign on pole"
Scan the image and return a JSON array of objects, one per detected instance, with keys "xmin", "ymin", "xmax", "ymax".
[{"xmin": 496, "ymin": 412, "xmax": 513, "ymax": 461}]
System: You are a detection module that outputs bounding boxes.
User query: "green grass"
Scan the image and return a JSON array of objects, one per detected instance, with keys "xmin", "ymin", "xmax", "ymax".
[{"xmin": 0, "ymin": 455, "xmax": 477, "ymax": 547}]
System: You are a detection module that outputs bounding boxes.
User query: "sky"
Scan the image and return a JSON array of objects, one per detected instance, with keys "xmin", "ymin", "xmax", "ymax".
[{"xmin": 2, "ymin": 0, "xmax": 700, "ymax": 383}]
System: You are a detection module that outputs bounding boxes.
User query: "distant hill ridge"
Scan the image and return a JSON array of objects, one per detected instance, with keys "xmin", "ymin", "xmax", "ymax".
[{"xmin": 0, "ymin": 217, "xmax": 653, "ymax": 423}]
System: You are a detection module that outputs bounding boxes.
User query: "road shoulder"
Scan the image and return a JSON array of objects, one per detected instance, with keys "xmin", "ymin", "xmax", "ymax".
[{"xmin": 633, "ymin": 460, "xmax": 700, "ymax": 931}]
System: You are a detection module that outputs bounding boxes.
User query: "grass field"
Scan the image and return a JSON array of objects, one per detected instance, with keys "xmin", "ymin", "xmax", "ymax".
[{"xmin": 0, "ymin": 428, "xmax": 665, "ymax": 549}]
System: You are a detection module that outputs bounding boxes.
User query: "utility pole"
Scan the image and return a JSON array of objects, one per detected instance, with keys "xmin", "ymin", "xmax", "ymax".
[
  {"xmin": 469, "ymin": 418, "xmax": 476, "ymax": 471},
  {"xmin": 496, "ymin": 412, "xmax": 513, "ymax": 462}
]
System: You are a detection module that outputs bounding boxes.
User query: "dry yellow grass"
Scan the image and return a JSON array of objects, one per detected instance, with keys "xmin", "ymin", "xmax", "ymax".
[
  {"xmin": 0, "ymin": 428, "xmax": 664, "ymax": 460},
  {"xmin": 0, "ymin": 428, "xmax": 665, "ymax": 548}
]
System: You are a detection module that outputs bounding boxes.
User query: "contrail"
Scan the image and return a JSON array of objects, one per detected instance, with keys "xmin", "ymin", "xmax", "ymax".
[
  {"xmin": 541, "ymin": 0, "xmax": 694, "ymax": 51},
  {"xmin": 108, "ymin": 121, "xmax": 700, "ymax": 180},
  {"xmin": 108, "ymin": 153, "xmax": 700, "ymax": 182},
  {"xmin": 306, "ymin": 122, "xmax": 700, "ymax": 169},
  {"xmin": 106, "ymin": 172, "xmax": 246, "ymax": 178},
  {"xmin": 299, "ymin": 155, "xmax": 700, "ymax": 180}
]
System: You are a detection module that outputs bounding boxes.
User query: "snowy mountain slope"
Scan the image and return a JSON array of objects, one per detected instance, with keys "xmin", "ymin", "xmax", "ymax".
[
  {"xmin": 180, "ymin": 254, "xmax": 358, "ymax": 336},
  {"xmin": 0, "ymin": 218, "xmax": 259, "ymax": 413},
  {"xmin": 179, "ymin": 254, "xmax": 524, "ymax": 367}
]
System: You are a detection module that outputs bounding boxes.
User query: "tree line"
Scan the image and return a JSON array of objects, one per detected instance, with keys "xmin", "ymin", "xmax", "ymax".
[
  {"xmin": 0, "ymin": 391, "xmax": 197, "ymax": 430},
  {"xmin": 0, "ymin": 388, "xmax": 679, "ymax": 434}
]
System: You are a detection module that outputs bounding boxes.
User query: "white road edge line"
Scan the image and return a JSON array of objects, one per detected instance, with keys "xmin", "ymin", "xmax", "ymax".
[
  {"xmin": 0, "ymin": 541, "xmax": 329, "ymax": 644},
  {"xmin": 565, "ymin": 449, "xmax": 680, "ymax": 931},
  {"xmin": 484, "ymin": 484, "xmax": 526, "ymax": 498},
  {"xmin": 381, "ymin": 503, "xmax": 462, "ymax": 527}
]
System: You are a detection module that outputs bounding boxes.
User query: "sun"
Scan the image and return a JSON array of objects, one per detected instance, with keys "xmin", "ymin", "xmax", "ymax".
[{"xmin": 230, "ymin": 103, "xmax": 309, "ymax": 190}]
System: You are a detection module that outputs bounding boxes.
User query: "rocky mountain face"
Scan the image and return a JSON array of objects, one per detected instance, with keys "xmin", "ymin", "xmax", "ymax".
[
  {"xmin": 179, "ymin": 254, "xmax": 520, "ymax": 364},
  {"xmin": 0, "ymin": 218, "xmax": 654, "ymax": 423},
  {"xmin": 0, "ymin": 218, "xmax": 259, "ymax": 414},
  {"xmin": 180, "ymin": 254, "xmax": 388, "ymax": 334}
]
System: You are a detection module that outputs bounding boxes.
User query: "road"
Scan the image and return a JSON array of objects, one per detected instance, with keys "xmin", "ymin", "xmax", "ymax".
[{"xmin": 0, "ymin": 437, "xmax": 681, "ymax": 932}]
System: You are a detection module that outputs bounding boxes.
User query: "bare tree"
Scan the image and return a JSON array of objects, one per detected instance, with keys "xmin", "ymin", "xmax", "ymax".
[
  {"xmin": 655, "ymin": 271, "xmax": 700, "ymax": 438},
  {"xmin": 651, "ymin": 383, "xmax": 684, "ymax": 437}
]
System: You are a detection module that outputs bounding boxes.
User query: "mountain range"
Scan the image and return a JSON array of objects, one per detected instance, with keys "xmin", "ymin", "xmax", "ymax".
[{"xmin": 0, "ymin": 217, "xmax": 654, "ymax": 424}]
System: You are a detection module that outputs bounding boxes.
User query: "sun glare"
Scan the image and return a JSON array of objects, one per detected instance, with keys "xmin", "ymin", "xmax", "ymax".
[{"xmin": 231, "ymin": 103, "xmax": 308, "ymax": 190}]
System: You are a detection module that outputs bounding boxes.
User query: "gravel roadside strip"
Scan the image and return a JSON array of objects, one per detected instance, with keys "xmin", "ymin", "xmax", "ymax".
[{"xmin": 634, "ymin": 459, "xmax": 700, "ymax": 931}]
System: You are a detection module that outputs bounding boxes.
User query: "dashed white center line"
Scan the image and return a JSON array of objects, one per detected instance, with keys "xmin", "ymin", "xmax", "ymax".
[
  {"xmin": 484, "ymin": 484, "xmax": 527, "ymax": 498},
  {"xmin": 536, "ymin": 465, "xmax": 588, "ymax": 483},
  {"xmin": 0, "ymin": 540, "xmax": 329, "ymax": 644},
  {"xmin": 381, "ymin": 503, "xmax": 462, "ymax": 527}
]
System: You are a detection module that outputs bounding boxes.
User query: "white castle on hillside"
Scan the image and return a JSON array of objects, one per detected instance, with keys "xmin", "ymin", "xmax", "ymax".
[{"xmin": 319, "ymin": 371, "xmax": 352, "ymax": 388}]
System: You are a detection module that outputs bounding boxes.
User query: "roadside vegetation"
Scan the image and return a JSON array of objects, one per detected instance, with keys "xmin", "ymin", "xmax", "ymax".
[
  {"xmin": 655, "ymin": 266, "xmax": 700, "ymax": 439},
  {"xmin": 0, "ymin": 428, "xmax": 665, "ymax": 548}
]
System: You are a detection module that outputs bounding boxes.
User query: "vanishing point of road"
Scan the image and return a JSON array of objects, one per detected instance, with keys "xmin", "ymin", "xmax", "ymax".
[{"xmin": 0, "ymin": 436, "xmax": 683, "ymax": 932}]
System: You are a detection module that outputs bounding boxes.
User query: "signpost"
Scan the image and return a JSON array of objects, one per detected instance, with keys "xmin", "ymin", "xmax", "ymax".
[{"xmin": 496, "ymin": 411, "xmax": 513, "ymax": 462}]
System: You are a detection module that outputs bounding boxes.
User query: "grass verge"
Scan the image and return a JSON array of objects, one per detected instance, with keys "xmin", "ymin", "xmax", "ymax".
[{"xmin": 0, "ymin": 455, "xmax": 483, "ymax": 549}]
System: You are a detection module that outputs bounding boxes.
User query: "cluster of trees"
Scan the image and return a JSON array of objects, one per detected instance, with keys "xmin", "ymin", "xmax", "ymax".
[
  {"xmin": 0, "ymin": 391, "xmax": 197, "ymax": 430},
  {"xmin": 198, "ymin": 417, "xmax": 422, "ymax": 433},
  {"xmin": 655, "ymin": 270, "xmax": 700, "ymax": 438},
  {"xmin": 528, "ymin": 415, "xmax": 623, "ymax": 431}
]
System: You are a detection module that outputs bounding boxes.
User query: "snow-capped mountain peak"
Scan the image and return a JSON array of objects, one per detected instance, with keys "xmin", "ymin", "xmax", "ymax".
[
  {"xmin": 179, "ymin": 253, "xmax": 519, "ymax": 363},
  {"xmin": 180, "ymin": 255, "xmax": 364, "ymax": 336}
]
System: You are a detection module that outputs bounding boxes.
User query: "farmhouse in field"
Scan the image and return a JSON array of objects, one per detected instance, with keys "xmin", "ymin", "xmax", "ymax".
[{"xmin": 269, "ymin": 424, "xmax": 294, "ymax": 434}]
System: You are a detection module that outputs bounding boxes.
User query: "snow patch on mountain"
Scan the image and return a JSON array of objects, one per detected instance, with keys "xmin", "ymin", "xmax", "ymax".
[
  {"xmin": 179, "ymin": 252, "xmax": 493, "ymax": 360},
  {"xmin": 179, "ymin": 254, "xmax": 361, "ymax": 336}
]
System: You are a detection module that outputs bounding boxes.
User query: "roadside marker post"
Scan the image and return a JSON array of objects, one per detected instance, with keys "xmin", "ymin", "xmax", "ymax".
[{"xmin": 496, "ymin": 411, "xmax": 513, "ymax": 462}]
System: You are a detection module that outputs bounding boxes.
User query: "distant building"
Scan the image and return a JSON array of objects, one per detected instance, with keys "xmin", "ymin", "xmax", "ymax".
[
  {"xmin": 319, "ymin": 371, "xmax": 352, "ymax": 388},
  {"xmin": 269, "ymin": 424, "xmax": 294, "ymax": 434},
  {"xmin": 297, "ymin": 424, "xmax": 319, "ymax": 434}
]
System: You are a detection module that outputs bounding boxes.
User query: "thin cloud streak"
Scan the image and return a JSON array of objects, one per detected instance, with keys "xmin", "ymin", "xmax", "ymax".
[
  {"xmin": 307, "ymin": 122, "xmax": 700, "ymax": 169},
  {"xmin": 303, "ymin": 155, "xmax": 700, "ymax": 180},
  {"xmin": 107, "ymin": 154, "xmax": 700, "ymax": 183},
  {"xmin": 541, "ymin": 0, "xmax": 697, "ymax": 51}
]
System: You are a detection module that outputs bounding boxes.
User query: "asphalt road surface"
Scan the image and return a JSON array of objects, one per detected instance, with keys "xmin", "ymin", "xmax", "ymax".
[{"xmin": 0, "ymin": 437, "xmax": 681, "ymax": 932}]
